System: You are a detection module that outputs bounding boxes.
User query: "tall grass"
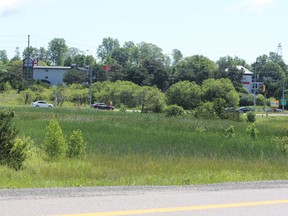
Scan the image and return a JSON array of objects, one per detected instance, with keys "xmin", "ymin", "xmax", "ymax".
[{"xmin": 1, "ymin": 106, "xmax": 288, "ymax": 188}]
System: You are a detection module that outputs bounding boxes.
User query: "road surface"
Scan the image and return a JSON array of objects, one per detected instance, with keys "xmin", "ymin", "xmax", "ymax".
[{"xmin": 1, "ymin": 181, "xmax": 288, "ymax": 216}]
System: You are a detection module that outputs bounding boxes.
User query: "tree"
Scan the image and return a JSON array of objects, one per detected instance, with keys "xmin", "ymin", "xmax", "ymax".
[
  {"xmin": 22, "ymin": 46, "xmax": 38, "ymax": 59},
  {"xmin": 141, "ymin": 59, "xmax": 169, "ymax": 90},
  {"xmin": 6, "ymin": 60, "xmax": 25, "ymax": 90},
  {"xmin": 223, "ymin": 66, "xmax": 245, "ymax": 92},
  {"xmin": 97, "ymin": 37, "xmax": 120, "ymax": 62},
  {"xmin": 0, "ymin": 50, "xmax": 9, "ymax": 64},
  {"xmin": 44, "ymin": 117, "xmax": 67, "ymax": 158},
  {"xmin": 0, "ymin": 110, "xmax": 18, "ymax": 166},
  {"xmin": 63, "ymin": 69, "xmax": 87, "ymax": 85},
  {"xmin": 11, "ymin": 47, "xmax": 21, "ymax": 61},
  {"xmin": 133, "ymin": 86, "xmax": 166, "ymax": 113},
  {"xmin": 0, "ymin": 110, "xmax": 31, "ymax": 170},
  {"xmin": 47, "ymin": 38, "xmax": 68, "ymax": 66},
  {"xmin": 171, "ymin": 49, "xmax": 183, "ymax": 66},
  {"xmin": 166, "ymin": 81, "xmax": 201, "ymax": 110},
  {"xmin": 216, "ymin": 56, "xmax": 249, "ymax": 74},
  {"xmin": 175, "ymin": 55, "xmax": 217, "ymax": 84},
  {"xmin": 201, "ymin": 78, "xmax": 239, "ymax": 115},
  {"xmin": 111, "ymin": 48, "xmax": 129, "ymax": 66}
]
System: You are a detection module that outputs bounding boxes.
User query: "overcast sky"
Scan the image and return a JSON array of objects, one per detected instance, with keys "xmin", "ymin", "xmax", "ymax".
[{"xmin": 0, "ymin": 0, "xmax": 287, "ymax": 64}]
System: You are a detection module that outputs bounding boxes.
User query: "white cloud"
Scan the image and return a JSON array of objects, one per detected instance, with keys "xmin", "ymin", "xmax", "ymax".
[
  {"xmin": 0, "ymin": 0, "xmax": 49, "ymax": 16},
  {"xmin": 228, "ymin": 0, "xmax": 275, "ymax": 12}
]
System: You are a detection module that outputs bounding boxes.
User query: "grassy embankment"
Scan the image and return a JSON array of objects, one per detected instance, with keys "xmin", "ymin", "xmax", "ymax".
[{"xmin": 0, "ymin": 104, "xmax": 288, "ymax": 188}]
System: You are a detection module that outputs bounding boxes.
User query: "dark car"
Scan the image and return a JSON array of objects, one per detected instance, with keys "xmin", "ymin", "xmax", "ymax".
[
  {"xmin": 273, "ymin": 108, "xmax": 282, "ymax": 112},
  {"xmin": 237, "ymin": 107, "xmax": 253, "ymax": 113},
  {"xmin": 92, "ymin": 103, "xmax": 114, "ymax": 110}
]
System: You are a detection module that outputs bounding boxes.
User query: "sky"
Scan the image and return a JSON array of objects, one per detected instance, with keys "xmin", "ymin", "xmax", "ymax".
[{"xmin": 0, "ymin": 0, "xmax": 287, "ymax": 64}]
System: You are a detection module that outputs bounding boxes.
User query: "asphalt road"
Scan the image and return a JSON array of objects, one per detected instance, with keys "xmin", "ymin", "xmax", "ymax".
[{"xmin": 1, "ymin": 181, "xmax": 288, "ymax": 216}]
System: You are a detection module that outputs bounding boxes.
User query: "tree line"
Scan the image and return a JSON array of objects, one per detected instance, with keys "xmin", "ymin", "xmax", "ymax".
[{"xmin": 0, "ymin": 37, "xmax": 287, "ymax": 109}]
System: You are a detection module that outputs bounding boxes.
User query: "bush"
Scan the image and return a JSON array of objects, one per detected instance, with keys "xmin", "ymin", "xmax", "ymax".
[
  {"xmin": 43, "ymin": 117, "xmax": 67, "ymax": 158},
  {"xmin": 164, "ymin": 105, "xmax": 185, "ymax": 116},
  {"xmin": 0, "ymin": 110, "xmax": 31, "ymax": 170},
  {"xmin": 246, "ymin": 111, "xmax": 256, "ymax": 122},
  {"xmin": 67, "ymin": 129, "xmax": 85, "ymax": 158},
  {"xmin": 195, "ymin": 102, "xmax": 217, "ymax": 119},
  {"xmin": 9, "ymin": 135, "xmax": 33, "ymax": 170},
  {"xmin": 224, "ymin": 125, "xmax": 235, "ymax": 138},
  {"xmin": 246, "ymin": 123, "xmax": 259, "ymax": 139}
]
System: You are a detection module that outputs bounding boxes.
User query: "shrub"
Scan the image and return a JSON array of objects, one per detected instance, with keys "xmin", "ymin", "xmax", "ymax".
[
  {"xmin": 0, "ymin": 110, "xmax": 31, "ymax": 170},
  {"xmin": 9, "ymin": 135, "xmax": 33, "ymax": 170},
  {"xmin": 164, "ymin": 105, "xmax": 185, "ymax": 116},
  {"xmin": 246, "ymin": 111, "xmax": 256, "ymax": 122},
  {"xmin": 272, "ymin": 136, "xmax": 288, "ymax": 154},
  {"xmin": 67, "ymin": 129, "xmax": 85, "ymax": 158},
  {"xmin": 246, "ymin": 124, "xmax": 259, "ymax": 139},
  {"xmin": 195, "ymin": 102, "xmax": 217, "ymax": 119},
  {"xmin": 119, "ymin": 104, "xmax": 127, "ymax": 112},
  {"xmin": 44, "ymin": 117, "xmax": 67, "ymax": 158},
  {"xmin": 224, "ymin": 125, "xmax": 235, "ymax": 138}
]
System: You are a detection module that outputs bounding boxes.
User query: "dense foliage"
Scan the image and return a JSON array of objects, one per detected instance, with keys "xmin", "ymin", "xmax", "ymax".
[{"xmin": 1, "ymin": 36, "xmax": 288, "ymax": 111}]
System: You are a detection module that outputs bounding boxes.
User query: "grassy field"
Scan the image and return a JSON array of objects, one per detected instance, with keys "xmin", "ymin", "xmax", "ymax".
[{"xmin": 1, "ymin": 105, "xmax": 288, "ymax": 188}]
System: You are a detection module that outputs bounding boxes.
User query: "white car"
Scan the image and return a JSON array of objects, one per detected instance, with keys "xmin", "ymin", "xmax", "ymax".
[{"xmin": 31, "ymin": 101, "xmax": 53, "ymax": 108}]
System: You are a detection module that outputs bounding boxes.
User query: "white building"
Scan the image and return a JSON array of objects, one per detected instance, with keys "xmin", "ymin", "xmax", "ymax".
[
  {"xmin": 226, "ymin": 66, "xmax": 263, "ymax": 94},
  {"xmin": 32, "ymin": 65, "xmax": 88, "ymax": 85}
]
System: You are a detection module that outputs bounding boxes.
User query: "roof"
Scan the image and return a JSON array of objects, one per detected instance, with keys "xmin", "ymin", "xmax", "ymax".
[
  {"xmin": 33, "ymin": 66, "xmax": 71, "ymax": 70},
  {"xmin": 33, "ymin": 65, "xmax": 88, "ymax": 71},
  {"xmin": 225, "ymin": 65, "xmax": 253, "ymax": 75},
  {"xmin": 236, "ymin": 66, "xmax": 253, "ymax": 75}
]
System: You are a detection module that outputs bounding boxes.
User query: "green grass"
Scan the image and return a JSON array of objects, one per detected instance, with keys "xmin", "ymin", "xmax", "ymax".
[{"xmin": 1, "ymin": 106, "xmax": 288, "ymax": 188}]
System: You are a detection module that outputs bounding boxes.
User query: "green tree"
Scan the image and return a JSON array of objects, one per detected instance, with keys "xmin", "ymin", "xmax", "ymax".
[
  {"xmin": 0, "ymin": 50, "xmax": 9, "ymax": 64},
  {"xmin": 216, "ymin": 56, "xmax": 249, "ymax": 75},
  {"xmin": 44, "ymin": 117, "xmax": 67, "ymax": 158},
  {"xmin": 11, "ymin": 47, "xmax": 21, "ymax": 61},
  {"xmin": 97, "ymin": 37, "xmax": 120, "ymax": 62},
  {"xmin": 201, "ymin": 78, "xmax": 239, "ymax": 115},
  {"xmin": 63, "ymin": 69, "xmax": 87, "ymax": 85},
  {"xmin": 7, "ymin": 60, "xmax": 24, "ymax": 89},
  {"xmin": 67, "ymin": 129, "xmax": 85, "ymax": 158},
  {"xmin": 0, "ymin": 110, "xmax": 18, "ymax": 166},
  {"xmin": 133, "ymin": 86, "xmax": 166, "ymax": 113},
  {"xmin": 0, "ymin": 110, "xmax": 31, "ymax": 170},
  {"xmin": 175, "ymin": 55, "xmax": 217, "ymax": 84},
  {"xmin": 22, "ymin": 46, "xmax": 38, "ymax": 59},
  {"xmin": 171, "ymin": 49, "xmax": 183, "ymax": 67},
  {"xmin": 166, "ymin": 81, "xmax": 201, "ymax": 110},
  {"xmin": 47, "ymin": 38, "xmax": 68, "ymax": 66}
]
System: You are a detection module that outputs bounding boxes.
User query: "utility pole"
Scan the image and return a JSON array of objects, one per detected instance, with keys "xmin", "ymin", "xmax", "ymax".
[
  {"xmin": 89, "ymin": 64, "xmax": 92, "ymax": 107},
  {"xmin": 25, "ymin": 35, "xmax": 30, "ymax": 88},
  {"xmin": 253, "ymin": 61, "xmax": 257, "ymax": 112},
  {"xmin": 86, "ymin": 50, "xmax": 93, "ymax": 107}
]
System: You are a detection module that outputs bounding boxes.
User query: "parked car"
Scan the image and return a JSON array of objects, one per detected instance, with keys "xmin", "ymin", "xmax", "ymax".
[
  {"xmin": 92, "ymin": 102, "xmax": 114, "ymax": 110},
  {"xmin": 31, "ymin": 101, "xmax": 53, "ymax": 108},
  {"xmin": 237, "ymin": 107, "xmax": 253, "ymax": 113},
  {"xmin": 273, "ymin": 108, "xmax": 282, "ymax": 112}
]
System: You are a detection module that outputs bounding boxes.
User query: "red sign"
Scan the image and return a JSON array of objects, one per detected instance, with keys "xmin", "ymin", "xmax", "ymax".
[{"xmin": 102, "ymin": 65, "xmax": 109, "ymax": 72}]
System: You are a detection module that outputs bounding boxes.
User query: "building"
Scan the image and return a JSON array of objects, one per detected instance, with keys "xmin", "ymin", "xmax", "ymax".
[
  {"xmin": 33, "ymin": 64, "xmax": 88, "ymax": 85},
  {"xmin": 226, "ymin": 66, "xmax": 263, "ymax": 94}
]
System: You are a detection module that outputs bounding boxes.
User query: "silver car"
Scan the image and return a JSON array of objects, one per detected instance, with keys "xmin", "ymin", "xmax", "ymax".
[{"xmin": 31, "ymin": 101, "xmax": 53, "ymax": 108}]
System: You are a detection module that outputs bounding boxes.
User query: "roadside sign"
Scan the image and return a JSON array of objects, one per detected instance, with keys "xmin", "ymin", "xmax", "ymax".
[{"xmin": 270, "ymin": 100, "xmax": 279, "ymax": 107}]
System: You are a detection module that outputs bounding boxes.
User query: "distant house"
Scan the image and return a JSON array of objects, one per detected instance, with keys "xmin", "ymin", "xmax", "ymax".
[
  {"xmin": 226, "ymin": 65, "xmax": 263, "ymax": 94},
  {"xmin": 32, "ymin": 64, "xmax": 88, "ymax": 85}
]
